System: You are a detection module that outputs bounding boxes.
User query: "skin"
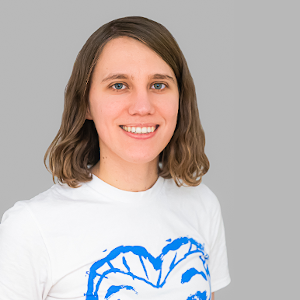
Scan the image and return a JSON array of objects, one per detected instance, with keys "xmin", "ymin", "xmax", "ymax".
[
  {"xmin": 86, "ymin": 36, "xmax": 215, "ymax": 299},
  {"xmin": 86, "ymin": 36, "xmax": 179, "ymax": 192}
]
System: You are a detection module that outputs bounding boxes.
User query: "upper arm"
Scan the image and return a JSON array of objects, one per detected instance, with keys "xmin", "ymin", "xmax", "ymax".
[
  {"xmin": 202, "ymin": 186, "xmax": 231, "ymax": 292},
  {"xmin": 0, "ymin": 202, "xmax": 52, "ymax": 299}
]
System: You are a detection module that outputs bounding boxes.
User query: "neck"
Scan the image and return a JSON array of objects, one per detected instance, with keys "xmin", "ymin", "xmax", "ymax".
[{"xmin": 91, "ymin": 155, "xmax": 159, "ymax": 192}]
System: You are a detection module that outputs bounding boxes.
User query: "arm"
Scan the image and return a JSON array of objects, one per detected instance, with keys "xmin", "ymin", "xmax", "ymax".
[
  {"xmin": 0, "ymin": 202, "xmax": 52, "ymax": 299},
  {"xmin": 203, "ymin": 185, "xmax": 231, "ymax": 293},
  {"xmin": 212, "ymin": 292, "xmax": 215, "ymax": 300}
]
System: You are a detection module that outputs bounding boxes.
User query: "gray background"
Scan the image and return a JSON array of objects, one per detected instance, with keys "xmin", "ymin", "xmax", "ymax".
[{"xmin": 0, "ymin": 1, "xmax": 299, "ymax": 299}]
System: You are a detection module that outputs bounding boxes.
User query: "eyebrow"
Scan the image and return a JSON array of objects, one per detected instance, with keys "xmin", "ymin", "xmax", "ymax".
[
  {"xmin": 101, "ymin": 73, "xmax": 129, "ymax": 83},
  {"xmin": 150, "ymin": 73, "xmax": 175, "ymax": 82},
  {"xmin": 101, "ymin": 73, "xmax": 175, "ymax": 83}
]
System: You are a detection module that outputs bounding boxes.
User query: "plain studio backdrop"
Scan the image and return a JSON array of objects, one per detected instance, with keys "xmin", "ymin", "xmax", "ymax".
[{"xmin": 0, "ymin": 1, "xmax": 299, "ymax": 299}]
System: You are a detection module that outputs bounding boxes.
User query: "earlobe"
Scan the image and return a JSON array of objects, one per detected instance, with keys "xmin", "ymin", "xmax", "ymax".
[{"xmin": 86, "ymin": 106, "xmax": 93, "ymax": 120}]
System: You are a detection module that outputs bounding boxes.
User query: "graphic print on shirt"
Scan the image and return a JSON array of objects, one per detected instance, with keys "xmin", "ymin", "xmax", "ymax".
[{"xmin": 84, "ymin": 237, "xmax": 211, "ymax": 300}]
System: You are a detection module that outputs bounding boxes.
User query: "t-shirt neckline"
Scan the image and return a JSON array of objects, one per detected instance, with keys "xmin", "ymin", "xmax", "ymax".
[{"xmin": 86, "ymin": 174, "xmax": 165, "ymax": 203}]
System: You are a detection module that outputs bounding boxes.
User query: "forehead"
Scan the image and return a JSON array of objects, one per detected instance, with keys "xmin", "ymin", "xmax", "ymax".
[{"xmin": 94, "ymin": 36, "xmax": 175, "ymax": 78}]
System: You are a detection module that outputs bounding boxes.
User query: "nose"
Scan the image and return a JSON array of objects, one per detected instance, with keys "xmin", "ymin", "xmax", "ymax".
[{"xmin": 128, "ymin": 88, "xmax": 155, "ymax": 116}]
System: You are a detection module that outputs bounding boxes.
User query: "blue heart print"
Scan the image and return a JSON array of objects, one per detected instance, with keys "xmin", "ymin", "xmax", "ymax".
[{"xmin": 85, "ymin": 237, "xmax": 211, "ymax": 300}]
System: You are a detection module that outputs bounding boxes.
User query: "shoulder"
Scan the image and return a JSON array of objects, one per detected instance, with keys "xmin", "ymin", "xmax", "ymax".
[
  {"xmin": 1, "ymin": 181, "xmax": 97, "ymax": 225},
  {"xmin": 163, "ymin": 177, "xmax": 221, "ymax": 213},
  {"xmin": 0, "ymin": 199, "xmax": 42, "ymax": 245},
  {"xmin": 0, "ymin": 186, "xmax": 54, "ymax": 228}
]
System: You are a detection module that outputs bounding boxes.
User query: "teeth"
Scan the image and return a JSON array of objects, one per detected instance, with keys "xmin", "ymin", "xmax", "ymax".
[{"xmin": 121, "ymin": 126, "xmax": 157, "ymax": 134}]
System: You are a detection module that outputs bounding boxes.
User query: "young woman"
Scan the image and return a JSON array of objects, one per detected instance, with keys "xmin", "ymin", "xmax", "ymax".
[{"xmin": 0, "ymin": 16, "xmax": 230, "ymax": 300}]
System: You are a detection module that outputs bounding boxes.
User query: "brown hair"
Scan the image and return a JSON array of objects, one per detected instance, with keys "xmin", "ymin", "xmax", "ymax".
[{"xmin": 44, "ymin": 16, "xmax": 209, "ymax": 188}]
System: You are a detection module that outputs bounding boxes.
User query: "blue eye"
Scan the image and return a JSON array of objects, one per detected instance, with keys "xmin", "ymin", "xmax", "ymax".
[
  {"xmin": 152, "ymin": 83, "xmax": 165, "ymax": 90},
  {"xmin": 112, "ymin": 83, "xmax": 125, "ymax": 90}
]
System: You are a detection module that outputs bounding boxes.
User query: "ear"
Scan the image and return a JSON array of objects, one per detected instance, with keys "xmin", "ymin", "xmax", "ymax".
[{"xmin": 86, "ymin": 105, "xmax": 93, "ymax": 120}]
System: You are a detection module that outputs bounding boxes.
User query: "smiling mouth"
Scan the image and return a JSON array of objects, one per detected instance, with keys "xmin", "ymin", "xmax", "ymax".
[{"xmin": 120, "ymin": 125, "xmax": 159, "ymax": 134}]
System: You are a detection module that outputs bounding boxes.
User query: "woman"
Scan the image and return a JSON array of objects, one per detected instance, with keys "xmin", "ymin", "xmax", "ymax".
[{"xmin": 0, "ymin": 16, "xmax": 230, "ymax": 299}]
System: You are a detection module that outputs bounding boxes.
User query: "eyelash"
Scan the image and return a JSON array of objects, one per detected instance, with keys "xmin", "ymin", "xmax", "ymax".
[{"xmin": 110, "ymin": 82, "xmax": 168, "ymax": 91}]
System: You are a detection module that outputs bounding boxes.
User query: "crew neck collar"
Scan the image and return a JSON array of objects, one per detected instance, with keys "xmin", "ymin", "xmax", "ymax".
[{"xmin": 86, "ymin": 174, "xmax": 165, "ymax": 203}]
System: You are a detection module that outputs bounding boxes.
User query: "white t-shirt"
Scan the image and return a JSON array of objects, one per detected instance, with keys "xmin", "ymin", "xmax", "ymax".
[{"xmin": 0, "ymin": 175, "xmax": 230, "ymax": 300}]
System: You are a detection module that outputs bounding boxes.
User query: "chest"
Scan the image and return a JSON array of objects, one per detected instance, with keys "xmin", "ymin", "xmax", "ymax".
[{"xmin": 44, "ymin": 202, "xmax": 212, "ymax": 299}]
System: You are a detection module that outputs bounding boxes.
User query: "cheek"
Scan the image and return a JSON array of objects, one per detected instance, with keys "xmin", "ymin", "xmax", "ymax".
[
  {"xmin": 90, "ymin": 96, "xmax": 124, "ymax": 126},
  {"xmin": 161, "ymin": 97, "xmax": 179, "ymax": 126},
  {"xmin": 168, "ymin": 102, "xmax": 179, "ymax": 136}
]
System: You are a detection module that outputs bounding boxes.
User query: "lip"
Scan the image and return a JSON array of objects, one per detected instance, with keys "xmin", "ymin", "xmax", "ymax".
[
  {"xmin": 120, "ymin": 125, "xmax": 159, "ymax": 140},
  {"xmin": 120, "ymin": 123, "xmax": 158, "ymax": 127}
]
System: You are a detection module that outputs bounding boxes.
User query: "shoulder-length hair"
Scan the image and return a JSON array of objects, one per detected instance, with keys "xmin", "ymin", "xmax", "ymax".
[{"xmin": 44, "ymin": 16, "xmax": 209, "ymax": 188}]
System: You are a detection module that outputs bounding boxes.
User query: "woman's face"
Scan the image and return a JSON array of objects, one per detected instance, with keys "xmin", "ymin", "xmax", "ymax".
[{"xmin": 87, "ymin": 36, "xmax": 179, "ymax": 165}]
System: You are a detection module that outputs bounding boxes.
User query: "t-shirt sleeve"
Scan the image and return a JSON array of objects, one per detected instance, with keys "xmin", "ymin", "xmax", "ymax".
[
  {"xmin": 0, "ymin": 201, "xmax": 52, "ymax": 299},
  {"xmin": 202, "ymin": 186, "xmax": 231, "ymax": 292}
]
